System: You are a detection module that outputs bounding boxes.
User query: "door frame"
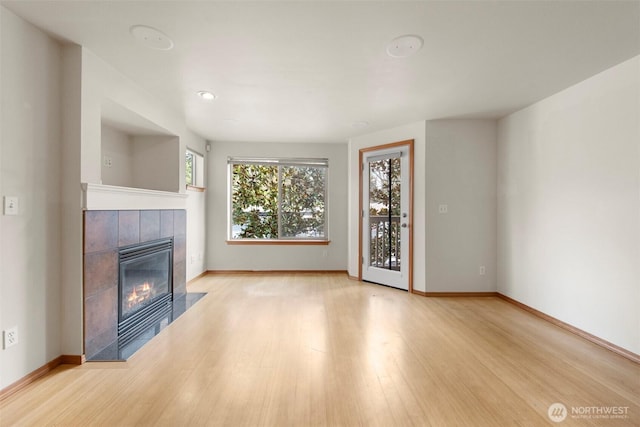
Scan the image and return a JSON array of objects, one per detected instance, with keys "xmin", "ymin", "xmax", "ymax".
[{"xmin": 358, "ymin": 139, "xmax": 414, "ymax": 293}]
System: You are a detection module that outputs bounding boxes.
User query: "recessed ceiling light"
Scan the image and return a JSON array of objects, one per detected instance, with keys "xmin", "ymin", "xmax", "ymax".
[
  {"xmin": 130, "ymin": 25, "xmax": 174, "ymax": 50},
  {"xmin": 386, "ymin": 35, "xmax": 423, "ymax": 58},
  {"xmin": 351, "ymin": 121, "xmax": 369, "ymax": 128},
  {"xmin": 197, "ymin": 91, "xmax": 217, "ymax": 101}
]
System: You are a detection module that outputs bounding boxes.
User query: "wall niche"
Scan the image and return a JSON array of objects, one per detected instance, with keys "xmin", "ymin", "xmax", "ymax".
[{"xmin": 101, "ymin": 99, "xmax": 180, "ymax": 193}]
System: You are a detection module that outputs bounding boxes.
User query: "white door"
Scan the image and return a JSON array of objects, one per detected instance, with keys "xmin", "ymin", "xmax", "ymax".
[{"xmin": 361, "ymin": 144, "xmax": 411, "ymax": 290}]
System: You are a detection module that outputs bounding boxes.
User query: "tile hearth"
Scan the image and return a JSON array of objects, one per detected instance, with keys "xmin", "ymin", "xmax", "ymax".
[{"xmin": 88, "ymin": 292, "xmax": 205, "ymax": 361}]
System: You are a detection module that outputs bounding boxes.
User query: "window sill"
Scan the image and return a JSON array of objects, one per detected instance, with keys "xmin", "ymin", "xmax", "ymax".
[
  {"xmin": 226, "ymin": 240, "xmax": 330, "ymax": 246},
  {"xmin": 186, "ymin": 185, "xmax": 206, "ymax": 192}
]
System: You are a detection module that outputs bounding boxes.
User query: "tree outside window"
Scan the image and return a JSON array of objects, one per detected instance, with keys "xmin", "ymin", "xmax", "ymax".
[
  {"xmin": 185, "ymin": 151, "xmax": 194, "ymax": 186},
  {"xmin": 229, "ymin": 158, "xmax": 327, "ymax": 240},
  {"xmin": 186, "ymin": 149, "xmax": 204, "ymax": 188}
]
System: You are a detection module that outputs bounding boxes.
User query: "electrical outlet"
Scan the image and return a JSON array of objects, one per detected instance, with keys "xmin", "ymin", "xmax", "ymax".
[
  {"xmin": 103, "ymin": 156, "xmax": 113, "ymax": 168},
  {"xmin": 479, "ymin": 266, "xmax": 486, "ymax": 276},
  {"xmin": 438, "ymin": 204, "xmax": 448, "ymax": 214},
  {"xmin": 3, "ymin": 327, "xmax": 18, "ymax": 349}
]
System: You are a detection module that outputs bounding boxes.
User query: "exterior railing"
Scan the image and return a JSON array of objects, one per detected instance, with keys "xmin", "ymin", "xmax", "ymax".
[{"xmin": 369, "ymin": 215, "xmax": 401, "ymax": 271}]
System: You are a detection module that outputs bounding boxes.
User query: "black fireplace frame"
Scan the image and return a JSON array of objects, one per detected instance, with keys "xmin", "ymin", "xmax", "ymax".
[{"xmin": 117, "ymin": 238, "xmax": 174, "ymax": 345}]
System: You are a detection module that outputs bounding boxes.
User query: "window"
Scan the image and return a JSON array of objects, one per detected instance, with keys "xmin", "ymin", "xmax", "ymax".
[
  {"xmin": 186, "ymin": 149, "xmax": 205, "ymax": 189},
  {"xmin": 228, "ymin": 157, "xmax": 328, "ymax": 241}
]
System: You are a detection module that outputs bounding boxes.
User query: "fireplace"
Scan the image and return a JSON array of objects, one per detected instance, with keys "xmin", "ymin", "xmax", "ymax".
[{"xmin": 118, "ymin": 238, "xmax": 173, "ymax": 345}]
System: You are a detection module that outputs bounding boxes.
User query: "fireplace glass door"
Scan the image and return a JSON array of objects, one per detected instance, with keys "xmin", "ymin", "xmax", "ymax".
[{"xmin": 119, "ymin": 239, "xmax": 173, "ymax": 321}]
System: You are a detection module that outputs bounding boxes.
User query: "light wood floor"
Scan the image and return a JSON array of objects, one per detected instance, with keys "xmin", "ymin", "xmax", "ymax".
[{"xmin": 1, "ymin": 273, "xmax": 638, "ymax": 426}]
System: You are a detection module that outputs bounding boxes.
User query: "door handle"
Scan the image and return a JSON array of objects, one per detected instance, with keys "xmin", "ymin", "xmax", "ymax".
[{"xmin": 401, "ymin": 223, "xmax": 408, "ymax": 228}]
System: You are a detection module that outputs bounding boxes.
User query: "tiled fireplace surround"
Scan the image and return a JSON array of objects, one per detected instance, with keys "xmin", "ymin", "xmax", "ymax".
[{"xmin": 83, "ymin": 209, "xmax": 187, "ymax": 359}]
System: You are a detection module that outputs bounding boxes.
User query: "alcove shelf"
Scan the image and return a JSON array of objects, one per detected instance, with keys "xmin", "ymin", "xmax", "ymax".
[{"xmin": 100, "ymin": 99, "xmax": 181, "ymax": 194}]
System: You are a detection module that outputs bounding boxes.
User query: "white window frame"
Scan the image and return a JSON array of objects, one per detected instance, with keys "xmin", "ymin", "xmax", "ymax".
[
  {"xmin": 186, "ymin": 149, "xmax": 205, "ymax": 189},
  {"xmin": 227, "ymin": 157, "xmax": 329, "ymax": 242}
]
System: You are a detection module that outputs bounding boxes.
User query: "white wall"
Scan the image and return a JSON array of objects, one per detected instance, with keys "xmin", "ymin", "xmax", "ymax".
[
  {"xmin": 497, "ymin": 56, "xmax": 640, "ymax": 354},
  {"xmin": 60, "ymin": 44, "xmax": 83, "ymax": 358},
  {"xmin": 0, "ymin": 7, "xmax": 63, "ymax": 389},
  {"xmin": 101, "ymin": 126, "xmax": 183, "ymax": 192},
  {"xmin": 101, "ymin": 124, "xmax": 133, "ymax": 187},
  {"xmin": 131, "ymin": 135, "xmax": 180, "ymax": 192},
  {"xmin": 207, "ymin": 141, "xmax": 348, "ymax": 271},
  {"xmin": 425, "ymin": 120, "xmax": 497, "ymax": 292},
  {"xmin": 0, "ymin": 5, "xmax": 4, "ymax": 387},
  {"xmin": 186, "ymin": 187, "xmax": 206, "ymax": 281},
  {"xmin": 349, "ymin": 121, "xmax": 427, "ymax": 292},
  {"xmin": 185, "ymin": 144, "xmax": 207, "ymax": 282}
]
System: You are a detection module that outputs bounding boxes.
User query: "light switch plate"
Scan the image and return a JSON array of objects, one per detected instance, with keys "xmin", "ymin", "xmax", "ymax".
[{"xmin": 3, "ymin": 196, "xmax": 18, "ymax": 215}]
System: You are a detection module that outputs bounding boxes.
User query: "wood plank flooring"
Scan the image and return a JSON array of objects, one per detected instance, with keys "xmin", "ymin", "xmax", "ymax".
[{"xmin": 1, "ymin": 273, "xmax": 638, "ymax": 426}]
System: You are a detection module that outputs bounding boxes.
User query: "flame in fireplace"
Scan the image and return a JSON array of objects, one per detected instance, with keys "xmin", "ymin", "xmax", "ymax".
[{"xmin": 126, "ymin": 281, "xmax": 154, "ymax": 310}]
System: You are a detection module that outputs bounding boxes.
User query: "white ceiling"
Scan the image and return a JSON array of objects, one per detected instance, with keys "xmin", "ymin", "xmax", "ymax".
[{"xmin": 3, "ymin": 0, "xmax": 639, "ymax": 143}]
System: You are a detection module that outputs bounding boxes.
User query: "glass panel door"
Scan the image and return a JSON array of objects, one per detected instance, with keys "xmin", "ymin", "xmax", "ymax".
[
  {"xmin": 368, "ymin": 156, "xmax": 401, "ymax": 271},
  {"xmin": 362, "ymin": 146, "xmax": 410, "ymax": 290}
]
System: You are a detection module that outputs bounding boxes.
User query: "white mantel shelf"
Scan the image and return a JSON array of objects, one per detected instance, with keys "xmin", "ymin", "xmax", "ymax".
[{"xmin": 82, "ymin": 183, "xmax": 188, "ymax": 211}]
